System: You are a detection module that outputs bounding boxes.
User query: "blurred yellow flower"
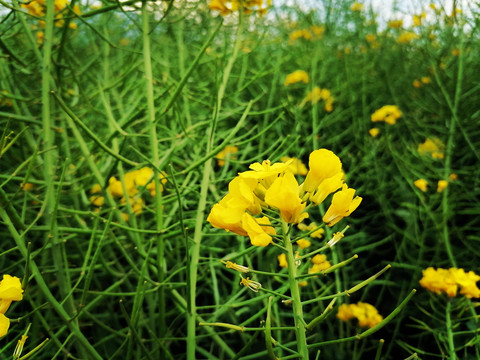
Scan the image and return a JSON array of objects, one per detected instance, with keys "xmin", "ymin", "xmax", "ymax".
[
  {"xmin": 297, "ymin": 222, "xmax": 324, "ymax": 239},
  {"xmin": 216, "ymin": 145, "xmax": 238, "ymax": 167},
  {"xmin": 420, "ymin": 267, "xmax": 480, "ymax": 298},
  {"xmin": 309, "ymin": 254, "xmax": 331, "ymax": 274},
  {"xmin": 284, "ymin": 70, "xmax": 309, "ymax": 86},
  {"xmin": 278, "ymin": 253, "xmax": 288, "ymax": 268},
  {"xmin": 397, "ymin": 31, "xmax": 419, "ymax": 44},
  {"xmin": 418, "ymin": 138, "xmax": 445, "ymax": 159},
  {"xmin": 388, "ymin": 19, "xmax": 403, "ymax": 29},
  {"xmin": 281, "ymin": 156, "xmax": 308, "ymax": 176},
  {"xmin": 350, "ymin": 3, "xmax": 363, "ymax": 11},
  {"xmin": 369, "ymin": 128, "xmax": 380, "ymax": 137},
  {"xmin": 322, "ymin": 184, "xmax": 362, "ymax": 227},
  {"xmin": 412, "ymin": 12, "xmax": 426, "ymax": 26},
  {"xmin": 296, "ymin": 239, "xmax": 311, "ymax": 249},
  {"xmin": 421, "ymin": 76, "xmax": 431, "ymax": 84},
  {"xmin": 289, "ymin": 29, "xmax": 313, "ymax": 43},
  {"xmin": 413, "ymin": 79, "xmax": 422, "ymax": 88},
  {"xmin": 449, "ymin": 173, "xmax": 458, "ymax": 181},
  {"xmin": 337, "ymin": 302, "xmax": 383, "ymax": 328},
  {"xmin": 414, "ymin": 179, "xmax": 428, "ymax": 192},
  {"xmin": 437, "ymin": 180, "xmax": 448, "ymax": 193},
  {"xmin": 452, "ymin": 48, "xmax": 460, "ymax": 56},
  {"xmin": 371, "ymin": 105, "xmax": 402, "ymax": 125}
]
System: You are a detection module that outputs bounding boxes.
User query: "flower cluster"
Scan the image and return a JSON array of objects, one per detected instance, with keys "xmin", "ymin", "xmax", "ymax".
[
  {"xmin": 337, "ymin": 302, "xmax": 383, "ymax": 328},
  {"xmin": 284, "ymin": 70, "xmax": 309, "ymax": 86},
  {"xmin": 0, "ymin": 275, "xmax": 24, "ymax": 337},
  {"xmin": 397, "ymin": 31, "xmax": 419, "ymax": 44},
  {"xmin": 371, "ymin": 105, "xmax": 402, "ymax": 125},
  {"xmin": 417, "ymin": 137, "xmax": 444, "ymax": 159},
  {"xmin": 207, "ymin": 149, "xmax": 362, "ymax": 247},
  {"xmin": 208, "ymin": 0, "xmax": 271, "ymax": 16},
  {"xmin": 413, "ymin": 76, "xmax": 431, "ymax": 88},
  {"xmin": 89, "ymin": 167, "xmax": 167, "ymax": 218},
  {"xmin": 300, "ymin": 87, "xmax": 335, "ymax": 112},
  {"xmin": 414, "ymin": 178, "xmax": 451, "ymax": 193},
  {"xmin": 21, "ymin": 0, "xmax": 80, "ymax": 29},
  {"xmin": 288, "ymin": 25, "xmax": 324, "ymax": 43},
  {"xmin": 419, "ymin": 267, "xmax": 480, "ymax": 298}
]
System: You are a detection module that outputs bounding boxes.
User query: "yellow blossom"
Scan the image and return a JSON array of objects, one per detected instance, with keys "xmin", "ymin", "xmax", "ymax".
[
  {"xmin": 241, "ymin": 213, "xmax": 274, "ymax": 247},
  {"xmin": 414, "ymin": 179, "xmax": 428, "ymax": 192},
  {"xmin": 413, "ymin": 79, "xmax": 422, "ymax": 88},
  {"xmin": 296, "ymin": 239, "xmax": 311, "ymax": 249},
  {"xmin": 449, "ymin": 173, "xmax": 458, "ymax": 181},
  {"xmin": 322, "ymin": 184, "xmax": 362, "ymax": 227},
  {"xmin": 0, "ymin": 275, "xmax": 23, "ymax": 337},
  {"xmin": 371, "ymin": 105, "xmax": 402, "ymax": 125},
  {"xmin": 421, "ymin": 76, "xmax": 431, "ymax": 84},
  {"xmin": 350, "ymin": 3, "xmax": 363, "ymax": 11},
  {"xmin": 239, "ymin": 159, "xmax": 291, "ymax": 191},
  {"xmin": 216, "ymin": 145, "xmax": 239, "ymax": 166},
  {"xmin": 388, "ymin": 19, "xmax": 403, "ymax": 28},
  {"xmin": 337, "ymin": 303, "xmax": 383, "ymax": 328},
  {"xmin": 369, "ymin": 128, "xmax": 380, "ymax": 137},
  {"xmin": 281, "ymin": 156, "xmax": 308, "ymax": 176},
  {"xmin": 365, "ymin": 34, "xmax": 376, "ymax": 43},
  {"xmin": 289, "ymin": 29, "xmax": 313, "ymax": 43},
  {"xmin": 21, "ymin": 183, "xmax": 34, "ymax": 191},
  {"xmin": 310, "ymin": 172, "xmax": 344, "ymax": 205},
  {"xmin": 278, "ymin": 253, "xmax": 288, "ymax": 268},
  {"xmin": 437, "ymin": 180, "xmax": 448, "ymax": 193},
  {"xmin": 303, "ymin": 149, "xmax": 343, "ymax": 193},
  {"xmin": 264, "ymin": 172, "xmax": 308, "ymax": 224},
  {"xmin": 452, "ymin": 48, "xmax": 460, "ymax": 56},
  {"xmin": 419, "ymin": 267, "xmax": 480, "ymax": 298},
  {"xmin": 418, "ymin": 138, "xmax": 445, "ymax": 159},
  {"xmin": 297, "ymin": 222, "xmax": 324, "ymax": 239},
  {"xmin": 397, "ymin": 31, "xmax": 419, "ymax": 44},
  {"xmin": 284, "ymin": 70, "xmax": 309, "ymax": 86}
]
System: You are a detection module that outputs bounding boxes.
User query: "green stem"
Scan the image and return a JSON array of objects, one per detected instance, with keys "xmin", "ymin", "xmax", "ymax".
[
  {"xmin": 142, "ymin": 2, "xmax": 166, "ymax": 337},
  {"xmin": 282, "ymin": 220, "xmax": 309, "ymax": 359},
  {"xmin": 446, "ymin": 300, "xmax": 457, "ymax": 360}
]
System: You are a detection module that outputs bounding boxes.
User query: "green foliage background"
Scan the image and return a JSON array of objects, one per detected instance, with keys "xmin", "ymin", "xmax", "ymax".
[{"xmin": 1, "ymin": 0, "xmax": 480, "ymax": 358}]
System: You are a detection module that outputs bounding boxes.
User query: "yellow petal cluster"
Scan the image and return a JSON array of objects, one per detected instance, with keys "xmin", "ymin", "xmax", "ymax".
[
  {"xmin": 300, "ymin": 86, "xmax": 334, "ymax": 112},
  {"xmin": 337, "ymin": 302, "xmax": 383, "ymax": 328},
  {"xmin": 371, "ymin": 105, "xmax": 402, "ymax": 125},
  {"xmin": 216, "ymin": 145, "xmax": 239, "ymax": 167},
  {"xmin": 284, "ymin": 70, "xmax": 309, "ymax": 86},
  {"xmin": 0, "ymin": 275, "xmax": 24, "ymax": 337},
  {"xmin": 419, "ymin": 267, "xmax": 480, "ymax": 298},
  {"xmin": 309, "ymin": 254, "xmax": 331, "ymax": 274},
  {"xmin": 21, "ymin": 0, "xmax": 80, "ymax": 28},
  {"xmin": 418, "ymin": 138, "xmax": 445, "ymax": 159},
  {"xmin": 397, "ymin": 31, "xmax": 419, "ymax": 44},
  {"xmin": 414, "ymin": 179, "xmax": 428, "ymax": 192},
  {"xmin": 288, "ymin": 25, "xmax": 324, "ymax": 43},
  {"xmin": 350, "ymin": 3, "xmax": 363, "ymax": 11},
  {"xmin": 322, "ymin": 184, "xmax": 362, "ymax": 227},
  {"xmin": 209, "ymin": 0, "xmax": 271, "ymax": 16},
  {"xmin": 387, "ymin": 19, "xmax": 403, "ymax": 29},
  {"xmin": 281, "ymin": 156, "xmax": 308, "ymax": 176}
]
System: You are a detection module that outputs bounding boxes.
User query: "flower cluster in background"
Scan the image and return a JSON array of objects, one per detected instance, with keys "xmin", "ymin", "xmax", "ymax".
[
  {"xmin": 0, "ymin": 275, "xmax": 23, "ymax": 337},
  {"xmin": 371, "ymin": 105, "xmax": 402, "ymax": 125},
  {"xmin": 209, "ymin": 0, "xmax": 271, "ymax": 16},
  {"xmin": 89, "ymin": 167, "xmax": 167, "ymax": 218},
  {"xmin": 337, "ymin": 302, "xmax": 383, "ymax": 328},
  {"xmin": 420, "ymin": 267, "xmax": 480, "ymax": 298}
]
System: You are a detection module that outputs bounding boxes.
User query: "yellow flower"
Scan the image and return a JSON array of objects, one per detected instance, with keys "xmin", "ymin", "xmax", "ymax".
[
  {"xmin": 89, "ymin": 195, "xmax": 105, "ymax": 207},
  {"xmin": 265, "ymin": 173, "xmax": 308, "ymax": 224},
  {"xmin": 413, "ymin": 79, "xmax": 422, "ymax": 88},
  {"xmin": 369, "ymin": 128, "xmax": 380, "ymax": 137},
  {"xmin": 216, "ymin": 145, "xmax": 239, "ymax": 167},
  {"xmin": 281, "ymin": 156, "xmax": 308, "ymax": 176},
  {"xmin": 289, "ymin": 29, "xmax": 313, "ymax": 43},
  {"xmin": 437, "ymin": 180, "xmax": 448, "ymax": 193},
  {"xmin": 303, "ymin": 149, "xmax": 343, "ymax": 193},
  {"xmin": 296, "ymin": 239, "xmax": 311, "ymax": 249},
  {"xmin": 278, "ymin": 253, "xmax": 288, "ymax": 268},
  {"xmin": 21, "ymin": 183, "xmax": 34, "ymax": 191},
  {"xmin": 241, "ymin": 213, "xmax": 275, "ymax": 247},
  {"xmin": 207, "ymin": 197, "xmax": 248, "ymax": 236},
  {"xmin": 309, "ymin": 254, "xmax": 331, "ymax": 274},
  {"xmin": 337, "ymin": 303, "xmax": 383, "ymax": 328},
  {"xmin": 322, "ymin": 184, "xmax": 362, "ymax": 227},
  {"xmin": 310, "ymin": 172, "xmax": 344, "ymax": 205},
  {"xmin": 421, "ymin": 76, "xmax": 431, "ymax": 84},
  {"xmin": 297, "ymin": 222, "xmax": 324, "ymax": 239},
  {"xmin": 412, "ymin": 12, "xmax": 426, "ymax": 26},
  {"xmin": 418, "ymin": 138, "xmax": 445, "ymax": 159},
  {"xmin": 239, "ymin": 159, "xmax": 291, "ymax": 191},
  {"xmin": 414, "ymin": 179, "xmax": 428, "ymax": 192},
  {"xmin": 452, "ymin": 48, "xmax": 460, "ymax": 56},
  {"xmin": 300, "ymin": 87, "xmax": 334, "ymax": 110},
  {"xmin": 371, "ymin": 105, "xmax": 402, "ymax": 125},
  {"xmin": 388, "ymin": 19, "xmax": 403, "ymax": 28},
  {"xmin": 284, "ymin": 70, "xmax": 309, "ymax": 86},
  {"xmin": 0, "ymin": 275, "xmax": 23, "ymax": 337},
  {"xmin": 397, "ymin": 31, "xmax": 419, "ymax": 44},
  {"xmin": 419, "ymin": 267, "xmax": 480, "ymax": 298},
  {"xmin": 350, "ymin": 3, "xmax": 363, "ymax": 11},
  {"xmin": 449, "ymin": 173, "xmax": 458, "ymax": 181},
  {"xmin": 365, "ymin": 34, "xmax": 376, "ymax": 43}
]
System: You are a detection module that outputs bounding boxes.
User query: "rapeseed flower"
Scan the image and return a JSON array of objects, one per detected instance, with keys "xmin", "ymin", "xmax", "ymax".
[
  {"xmin": 388, "ymin": 19, "xmax": 403, "ymax": 29},
  {"xmin": 418, "ymin": 138, "xmax": 445, "ymax": 159},
  {"xmin": 322, "ymin": 184, "xmax": 362, "ymax": 227},
  {"xmin": 0, "ymin": 275, "xmax": 24, "ymax": 337},
  {"xmin": 414, "ymin": 179, "xmax": 428, "ymax": 192},
  {"xmin": 371, "ymin": 105, "xmax": 402, "ymax": 125},
  {"xmin": 309, "ymin": 172, "xmax": 344, "ymax": 205},
  {"xmin": 300, "ymin": 87, "xmax": 334, "ymax": 111},
  {"xmin": 296, "ymin": 239, "xmax": 311, "ymax": 249},
  {"xmin": 303, "ymin": 149, "xmax": 343, "ymax": 193},
  {"xmin": 309, "ymin": 254, "xmax": 331, "ymax": 274},
  {"xmin": 281, "ymin": 156, "xmax": 308, "ymax": 176},
  {"xmin": 420, "ymin": 267, "xmax": 480, "ymax": 298},
  {"xmin": 284, "ymin": 70, "xmax": 309, "ymax": 86},
  {"xmin": 278, "ymin": 253, "xmax": 288, "ymax": 268},
  {"xmin": 264, "ymin": 172, "xmax": 308, "ymax": 224},
  {"xmin": 241, "ymin": 213, "xmax": 275, "ymax": 247},
  {"xmin": 337, "ymin": 302, "xmax": 383, "ymax": 328},
  {"xmin": 397, "ymin": 31, "xmax": 419, "ymax": 44},
  {"xmin": 437, "ymin": 180, "xmax": 448, "ymax": 193},
  {"xmin": 240, "ymin": 277, "xmax": 262, "ymax": 292},
  {"xmin": 369, "ymin": 128, "xmax": 380, "ymax": 137},
  {"xmin": 289, "ymin": 29, "xmax": 313, "ymax": 43},
  {"xmin": 216, "ymin": 145, "xmax": 238, "ymax": 166},
  {"xmin": 209, "ymin": 0, "xmax": 271, "ymax": 16},
  {"xmin": 350, "ymin": 3, "xmax": 363, "ymax": 11}
]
